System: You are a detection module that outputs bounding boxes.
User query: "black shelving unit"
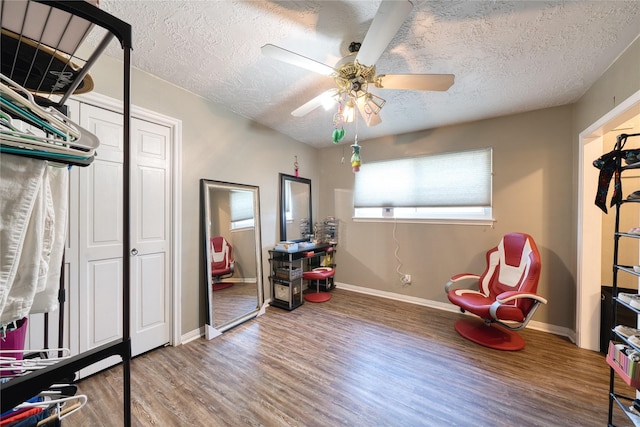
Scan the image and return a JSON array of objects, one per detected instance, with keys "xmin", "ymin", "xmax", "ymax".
[
  {"xmin": 0, "ymin": 1, "xmax": 133, "ymax": 424},
  {"xmin": 606, "ymin": 132, "xmax": 640, "ymax": 427},
  {"xmin": 268, "ymin": 243, "xmax": 337, "ymax": 310},
  {"xmin": 269, "ymin": 249, "xmax": 306, "ymax": 311}
]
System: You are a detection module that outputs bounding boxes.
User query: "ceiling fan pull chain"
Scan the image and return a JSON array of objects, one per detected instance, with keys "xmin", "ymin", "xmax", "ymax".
[
  {"xmin": 332, "ymin": 101, "xmax": 346, "ymax": 144},
  {"xmin": 351, "ymin": 138, "xmax": 361, "ymax": 173},
  {"xmin": 351, "ymin": 112, "xmax": 361, "ymax": 173}
]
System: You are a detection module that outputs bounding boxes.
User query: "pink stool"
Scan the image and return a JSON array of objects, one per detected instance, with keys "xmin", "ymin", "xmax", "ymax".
[{"xmin": 303, "ymin": 267, "xmax": 334, "ymax": 303}]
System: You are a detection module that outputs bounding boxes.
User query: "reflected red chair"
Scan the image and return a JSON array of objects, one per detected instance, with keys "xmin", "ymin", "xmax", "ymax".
[
  {"xmin": 445, "ymin": 232, "xmax": 547, "ymax": 351},
  {"xmin": 211, "ymin": 236, "xmax": 234, "ymax": 291}
]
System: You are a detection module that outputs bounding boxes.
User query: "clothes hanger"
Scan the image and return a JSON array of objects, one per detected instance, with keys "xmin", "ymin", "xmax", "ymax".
[
  {"xmin": 0, "ymin": 107, "xmax": 98, "ymax": 165},
  {"xmin": 0, "ymin": 145, "xmax": 94, "ymax": 167},
  {"xmin": 12, "ymin": 394, "xmax": 87, "ymax": 426},
  {"xmin": 0, "ymin": 95, "xmax": 71, "ymax": 141},
  {"xmin": 40, "ymin": 384, "xmax": 78, "ymax": 398},
  {"xmin": 0, "ymin": 74, "xmax": 100, "ymax": 155},
  {"xmin": 0, "ymin": 76, "xmax": 81, "ymax": 141},
  {"xmin": 0, "ymin": 110, "xmax": 22, "ymax": 132},
  {"xmin": 0, "ymin": 132, "xmax": 91, "ymax": 157},
  {"xmin": 0, "ymin": 143, "xmax": 92, "ymax": 161},
  {"xmin": 0, "ymin": 348, "xmax": 72, "ymax": 377},
  {"xmin": 37, "ymin": 401, "xmax": 83, "ymax": 426},
  {"xmin": 0, "ymin": 112, "xmax": 98, "ymax": 160}
]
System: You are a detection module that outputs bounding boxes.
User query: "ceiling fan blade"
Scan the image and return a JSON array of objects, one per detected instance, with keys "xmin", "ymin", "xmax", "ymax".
[
  {"xmin": 376, "ymin": 74, "xmax": 455, "ymax": 91},
  {"xmin": 355, "ymin": 0, "xmax": 413, "ymax": 67},
  {"xmin": 261, "ymin": 44, "xmax": 335, "ymax": 76},
  {"xmin": 291, "ymin": 89, "xmax": 338, "ymax": 117}
]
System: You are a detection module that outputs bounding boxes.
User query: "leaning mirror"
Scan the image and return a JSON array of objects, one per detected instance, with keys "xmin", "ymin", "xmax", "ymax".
[
  {"xmin": 201, "ymin": 179, "xmax": 264, "ymax": 338},
  {"xmin": 279, "ymin": 173, "xmax": 312, "ymax": 242}
]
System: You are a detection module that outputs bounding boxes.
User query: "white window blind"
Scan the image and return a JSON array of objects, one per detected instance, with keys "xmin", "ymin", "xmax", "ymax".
[
  {"xmin": 230, "ymin": 190, "xmax": 254, "ymax": 222},
  {"xmin": 353, "ymin": 148, "xmax": 492, "ymax": 208}
]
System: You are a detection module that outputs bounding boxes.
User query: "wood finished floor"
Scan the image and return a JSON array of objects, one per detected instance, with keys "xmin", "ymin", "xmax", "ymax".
[{"xmin": 67, "ymin": 289, "xmax": 631, "ymax": 426}]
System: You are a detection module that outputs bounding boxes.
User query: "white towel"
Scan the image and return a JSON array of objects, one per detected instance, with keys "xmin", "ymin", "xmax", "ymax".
[
  {"xmin": 0, "ymin": 154, "xmax": 46, "ymax": 319},
  {"xmin": 31, "ymin": 166, "xmax": 69, "ymax": 314},
  {"xmin": 36, "ymin": 166, "xmax": 56, "ymax": 293},
  {"xmin": 0, "ymin": 154, "xmax": 62, "ymax": 324}
]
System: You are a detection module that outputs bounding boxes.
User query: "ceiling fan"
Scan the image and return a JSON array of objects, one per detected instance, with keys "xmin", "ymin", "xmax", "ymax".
[{"xmin": 261, "ymin": 0, "xmax": 455, "ymax": 132}]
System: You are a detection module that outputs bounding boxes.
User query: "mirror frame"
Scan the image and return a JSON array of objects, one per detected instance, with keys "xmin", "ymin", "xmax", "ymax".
[
  {"xmin": 279, "ymin": 173, "xmax": 312, "ymax": 242},
  {"xmin": 200, "ymin": 179, "xmax": 264, "ymax": 337}
]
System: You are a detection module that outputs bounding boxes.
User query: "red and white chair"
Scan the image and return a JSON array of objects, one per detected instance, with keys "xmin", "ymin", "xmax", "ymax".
[
  {"xmin": 210, "ymin": 236, "xmax": 235, "ymax": 291},
  {"xmin": 445, "ymin": 232, "xmax": 547, "ymax": 351}
]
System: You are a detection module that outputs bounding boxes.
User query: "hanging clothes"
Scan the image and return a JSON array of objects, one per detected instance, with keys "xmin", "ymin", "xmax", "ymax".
[
  {"xmin": 592, "ymin": 144, "xmax": 640, "ymax": 213},
  {"xmin": 0, "ymin": 155, "xmax": 48, "ymax": 322},
  {"xmin": 30, "ymin": 166, "xmax": 68, "ymax": 315},
  {"xmin": 0, "ymin": 154, "xmax": 68, "ymax": 324},
  {"xmin": 593, "ymin": 133, "xmax": 640, "ymax": 213}
]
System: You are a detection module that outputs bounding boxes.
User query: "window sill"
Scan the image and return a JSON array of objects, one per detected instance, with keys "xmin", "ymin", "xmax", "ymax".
[{"xmin": 352, "ymin": 217, "xmax": 496, "ymax": 226}]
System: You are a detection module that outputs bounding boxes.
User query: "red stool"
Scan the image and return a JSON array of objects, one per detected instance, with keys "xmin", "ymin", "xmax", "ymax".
[{"xmin": 303, "ymin": 267, "xmax": 334, "ymax": 303}]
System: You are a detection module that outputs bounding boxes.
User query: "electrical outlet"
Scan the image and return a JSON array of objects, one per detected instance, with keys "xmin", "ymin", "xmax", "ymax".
[{"xmin": 402, "ymin": 274, "xmax": 412, "ymax": 285}]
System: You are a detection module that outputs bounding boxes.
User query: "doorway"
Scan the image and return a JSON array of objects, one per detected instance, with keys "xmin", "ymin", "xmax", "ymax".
[{"xmin": 577, "ymin": 89, "xmax": 640, "ymax": 350}]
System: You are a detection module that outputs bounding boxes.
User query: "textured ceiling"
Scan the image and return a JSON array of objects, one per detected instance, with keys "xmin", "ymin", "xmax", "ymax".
[{"xmin": 94, "ymin": 1, "xmax": 640, "ymax": 148}]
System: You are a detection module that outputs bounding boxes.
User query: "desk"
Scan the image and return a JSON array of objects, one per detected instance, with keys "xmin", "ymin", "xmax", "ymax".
[{"xmin": 268, "ymin": 243, "xmax": 336, "ymax": 310}]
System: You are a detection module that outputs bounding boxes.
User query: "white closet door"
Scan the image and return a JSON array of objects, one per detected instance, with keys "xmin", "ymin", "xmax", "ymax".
[
  {"xmin": 78, "ymin": 103, "xmax": 124, "ymax": 376},
  {"xmin": 129, "ymin": 118, "xmax": 171, "ymax": 355},
  {"xmin": 74, "ymin": 103, "xmax": 173, "ymax": 377}
]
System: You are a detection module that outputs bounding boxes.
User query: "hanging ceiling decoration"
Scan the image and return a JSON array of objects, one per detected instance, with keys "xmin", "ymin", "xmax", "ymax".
[{"xmin": 261, "ymin": 0, "xmax": 455, "ymax": 143}]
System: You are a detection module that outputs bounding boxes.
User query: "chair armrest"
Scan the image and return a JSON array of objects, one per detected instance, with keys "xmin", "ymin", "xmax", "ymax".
[
  {"xmin": 445, "ymin": 273, "xmax": 480, "ymax": 293},
  {"xmin": 496, "ymin": 291, "xmax": 547, "ymax": 305},
  {"xmin": 489, "ymin": 291, "xmax": 547, "ymax": 321}
]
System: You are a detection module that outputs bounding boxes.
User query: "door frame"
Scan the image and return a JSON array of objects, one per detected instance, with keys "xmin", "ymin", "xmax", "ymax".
[
  {"xmin": 577, "ymin": 89, "xmax": 640, "ymax": 350},
  {"xmin": 74, "ymin": 92, "xmax": 183, "ymax": 346}
]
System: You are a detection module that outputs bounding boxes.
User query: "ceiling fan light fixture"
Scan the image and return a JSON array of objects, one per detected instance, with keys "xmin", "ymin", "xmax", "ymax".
[
  {"xmin": 362, "ymin": 93, "xmax": 385, "ymax": 115},
  {"xmin": 344, "ymin": 101, "xmax": 355, "ymax": 123}
]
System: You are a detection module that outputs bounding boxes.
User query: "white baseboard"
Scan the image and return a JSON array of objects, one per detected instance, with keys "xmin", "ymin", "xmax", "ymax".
[
  {"xmin": 181, "ymin": 327, "xmax": 203, "ymax": 344},
  {"xmin": 335, "ymin": 282, "xmax": 576, "ymax": 342}
]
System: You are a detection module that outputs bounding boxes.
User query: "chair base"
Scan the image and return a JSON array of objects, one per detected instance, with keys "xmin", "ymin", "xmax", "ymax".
[
  {"xmin": 304, "ymin": 292, "xmax": 332, "ymax": 303},
  {"xmin": 212, "ymin": 282, "xmax": 234, "ymax": 291},
  {"xmin": 454, "ymin": 318, "xmax": 525, "ymax": 351}
]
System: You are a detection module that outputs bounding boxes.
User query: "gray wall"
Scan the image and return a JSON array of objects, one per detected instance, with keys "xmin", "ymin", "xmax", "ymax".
[
  {"xmin": 573, "ymin": 37, "xmax": 640, "ymax": 135},
  {"xmin": 318, "ymin": 106, "xmax": 574, "ymax": 329}
]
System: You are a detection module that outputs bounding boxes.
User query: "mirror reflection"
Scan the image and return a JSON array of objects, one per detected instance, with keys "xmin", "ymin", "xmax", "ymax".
[
  {"xmin": 201, "ymin": 179, "xmax": 264, "ymax": 336},
  {"xmin": 279, "ymin": 173, "xmax": 312, "ymax": 242}
]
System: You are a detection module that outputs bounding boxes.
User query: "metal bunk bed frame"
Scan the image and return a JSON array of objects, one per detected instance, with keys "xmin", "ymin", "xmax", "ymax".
[{"xmin": 0, "ymin": 1, "xmax": 133, "ymax": 424}]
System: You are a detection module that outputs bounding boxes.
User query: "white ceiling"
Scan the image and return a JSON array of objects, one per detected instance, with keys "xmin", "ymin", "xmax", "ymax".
[{"xmin": 95, "ymin": 1, "xmax": 640, "ymax": 148}]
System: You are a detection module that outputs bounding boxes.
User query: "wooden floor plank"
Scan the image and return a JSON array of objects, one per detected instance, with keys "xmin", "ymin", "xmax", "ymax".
[{"xmin": 66, "ymin": 289, "xmax": 630, "ymax": 426}]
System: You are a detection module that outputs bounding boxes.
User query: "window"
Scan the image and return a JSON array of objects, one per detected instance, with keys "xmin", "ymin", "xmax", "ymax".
[
  {"xmin": 230, "ymin": 190, "xmax": 255, "ymax": 230},
  {"xmin": 353, "ymin": 148, "xmax": 493, "ymax": 223}
]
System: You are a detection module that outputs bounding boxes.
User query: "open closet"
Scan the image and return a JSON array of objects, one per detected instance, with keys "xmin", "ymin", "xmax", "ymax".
[{"xmin": 0, "ymin": 1, "xmax": 133, "ymax": 425}]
